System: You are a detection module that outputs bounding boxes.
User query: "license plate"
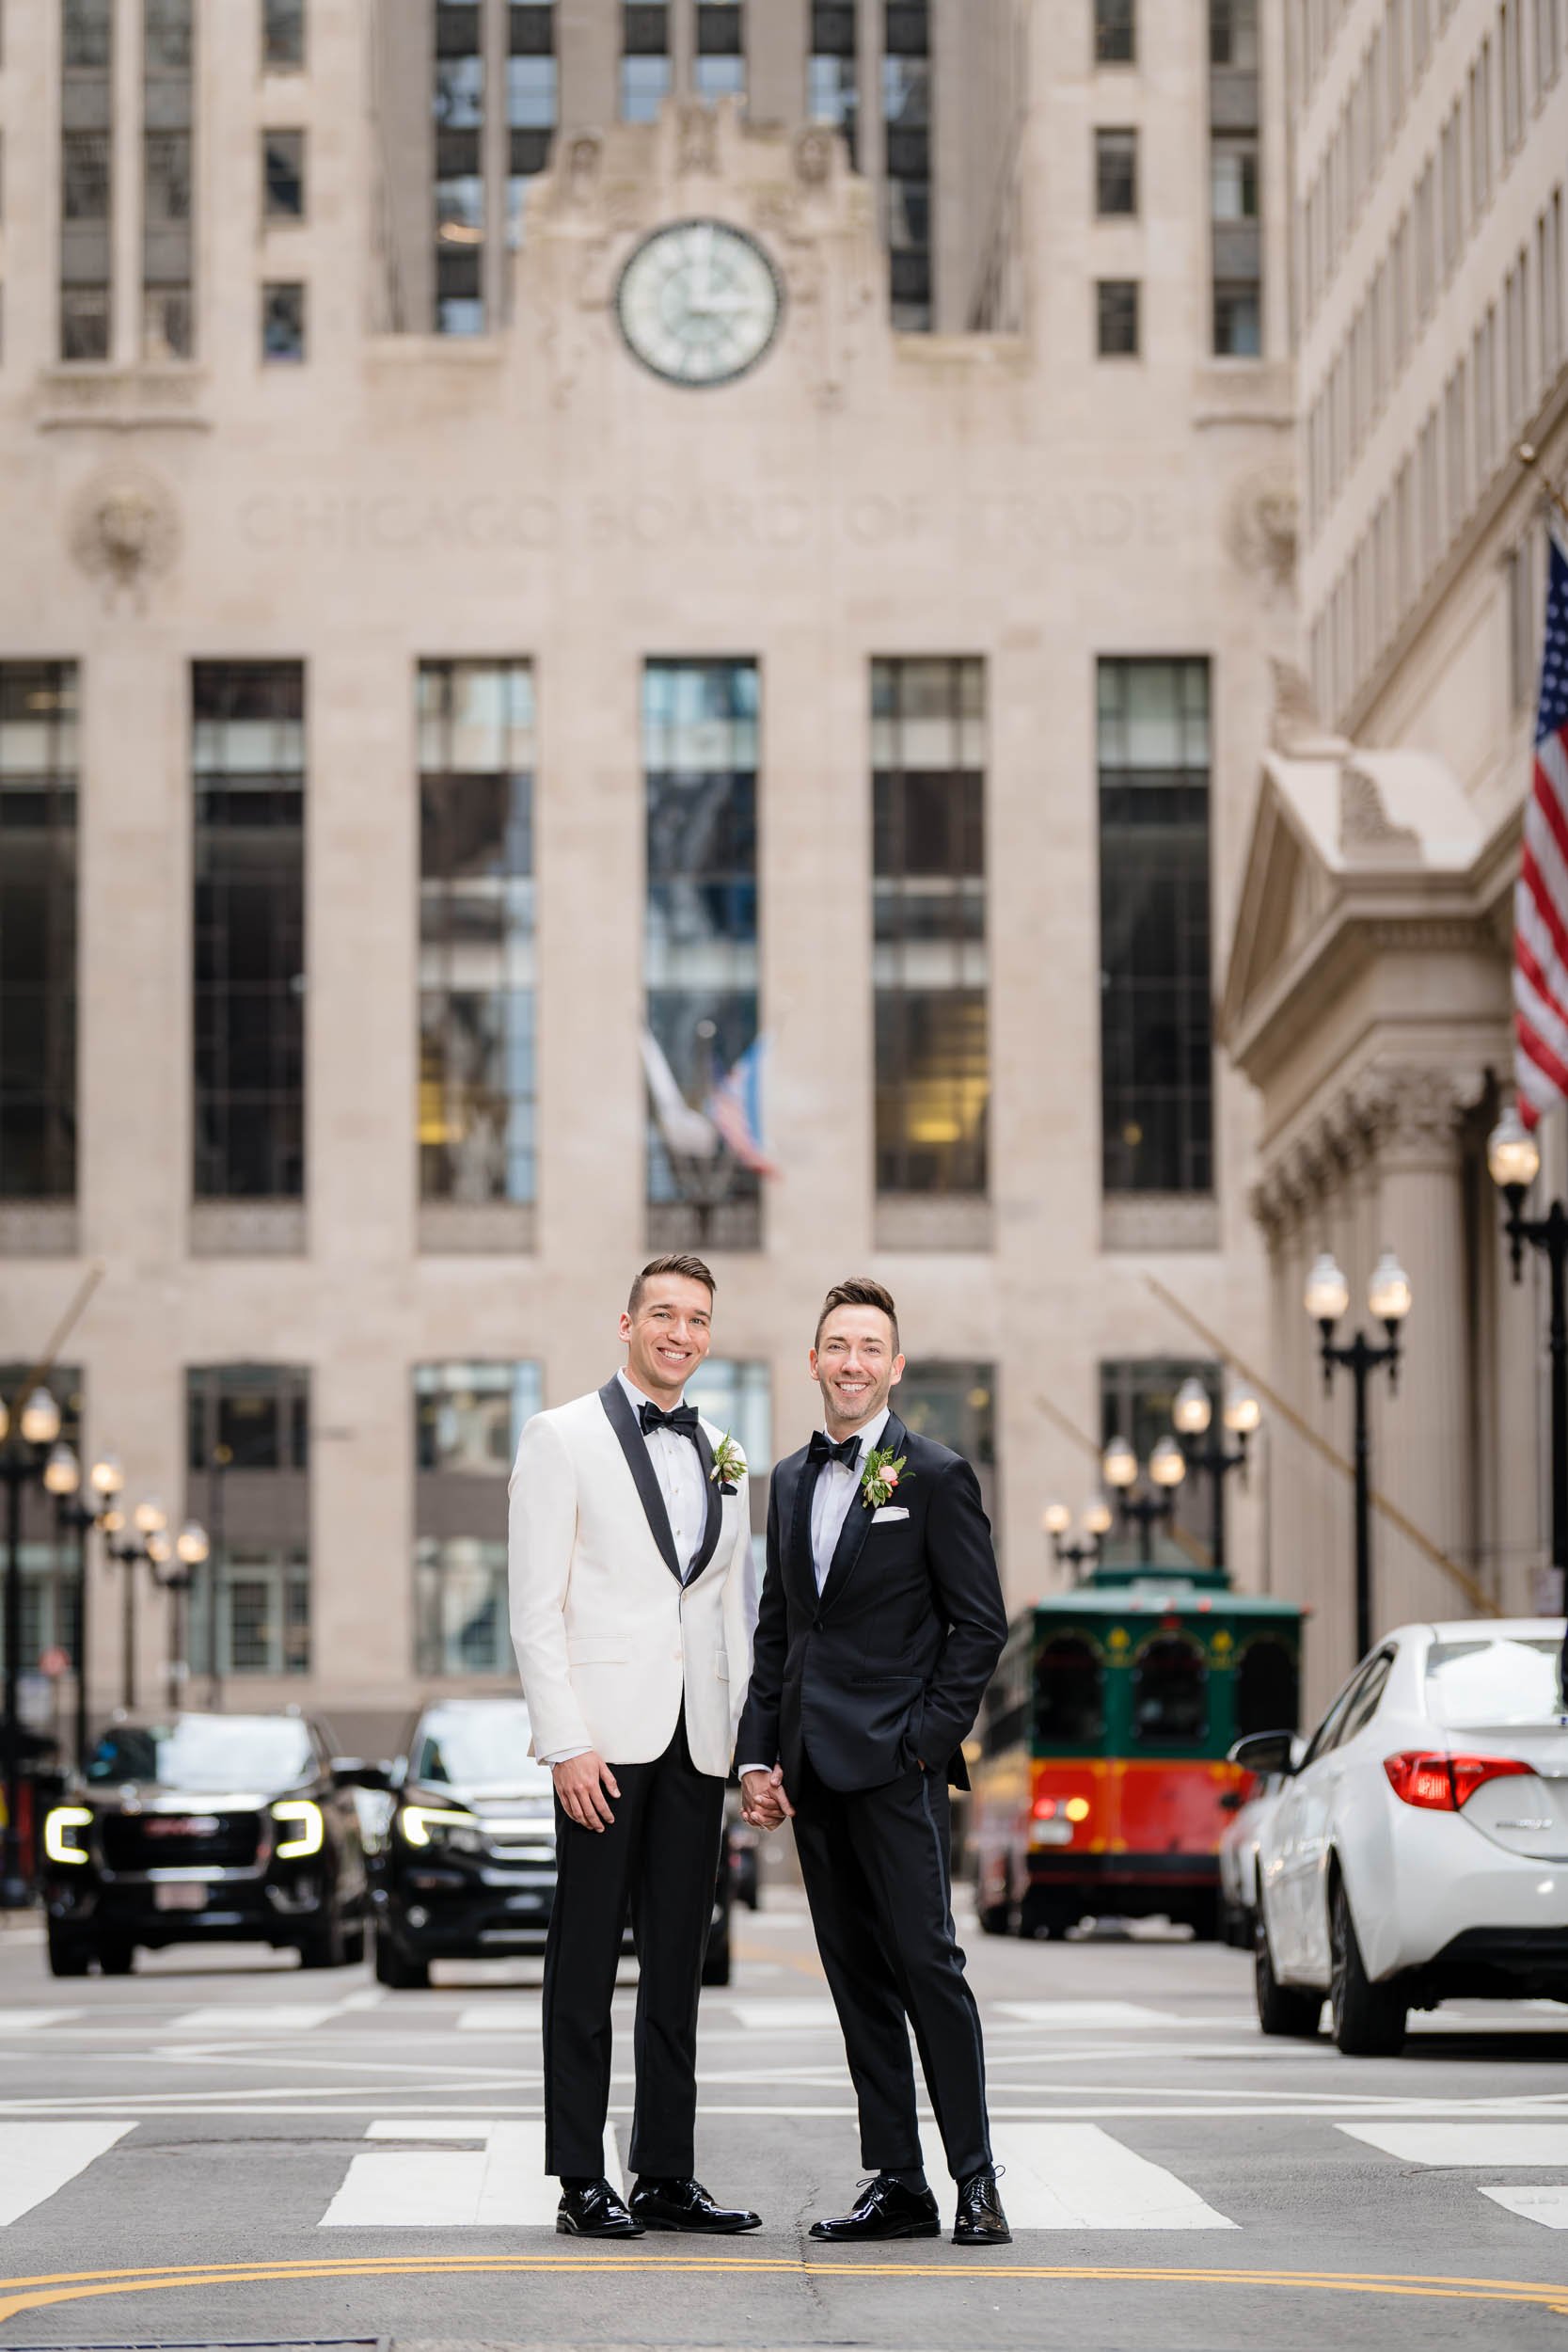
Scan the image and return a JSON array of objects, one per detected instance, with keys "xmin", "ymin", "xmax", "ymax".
[
  {"xmin": 1032, "ymin": 1821, "xmax": 1073, "ymax": 1846},
  {"xmin": 154, "ymin": 1883, "xmax": 209, "ymax": 1912}
]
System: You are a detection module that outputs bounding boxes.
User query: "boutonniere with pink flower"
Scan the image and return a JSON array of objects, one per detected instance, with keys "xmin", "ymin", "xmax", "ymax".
[
  {"xmin": 859, "ymin": 1447, "xmax": 909, "ymax": 1511},
  {"xmin": 709, "ymin": 1432, "xmax": 747, "ymax": 1496}
]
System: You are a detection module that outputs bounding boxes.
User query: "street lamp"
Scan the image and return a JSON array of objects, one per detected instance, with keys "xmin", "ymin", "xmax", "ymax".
[
  {"xmin": 1042, "ymin": 1498, "xmax": 1111, "ymax": 1582},
  {"xmin": 1307, "ymin": 1248, "xmax": 1413, "ymax": 1662},
  {"xmin": 152, "ymin": 1521, "xmax": 211, "ymax": 1710},
  {"xmin": 106, "ymin": 1498, "xmax": 169, "ymax": 1713},
  {"xmin": 43, "ymin": 1446, "xmax": 122, "ymax": 1771},
  {"xmin": 1169, "ymin": 1375, "xmax": 1263, "ymax": 1575},
  {"xmin": 1, "ymin": 1383, "xmax": 63, "ymax": 1907},
  {"xmin": 1101, "ymin": 1432, "xmax": 1186, "ymax": 1565},
  {"xmin": 1487, "ymin": 1106, "xmax": 1568, "ymax": 1611}
]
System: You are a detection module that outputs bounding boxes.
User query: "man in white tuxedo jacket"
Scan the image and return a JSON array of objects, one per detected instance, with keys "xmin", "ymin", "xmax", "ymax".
[{"xmin": 509, "ymin": 1253, "xmax": 760, "ymax": 2241}]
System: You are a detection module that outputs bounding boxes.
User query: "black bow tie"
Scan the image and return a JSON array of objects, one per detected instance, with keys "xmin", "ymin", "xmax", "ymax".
[
  {"xmin": 808, "ymin": 1430, "xmax": 862, "ymax": 1470},
  {"xmin": 639, "ymin": 1400, "xmax": 700, "ymax": 1442}
]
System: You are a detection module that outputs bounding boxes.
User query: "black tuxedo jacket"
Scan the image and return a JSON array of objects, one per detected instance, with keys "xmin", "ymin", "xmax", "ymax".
[{"xmin": 735, "ymin": 1411, "xmax": 1008, "ymax": 1795}]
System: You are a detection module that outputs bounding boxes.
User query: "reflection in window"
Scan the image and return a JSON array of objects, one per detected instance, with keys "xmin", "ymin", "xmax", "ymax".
[
  {"xmin": 883, "ymin": 3, "xmax": 931, "ymax": 328},
  {"xmin": 264, "ymin": 129, "xmax": 306, "ymax": 219},
  {"xmin": 507, "ymin": 4, "xmax": 557, "ymax": 257},
  {"xmin": 695, "ymin": 0, "xmax": 744, "ymax": 103},
  {"xmin": 435, "ymin": 5, "xmax": 484, "ymax": 331},
  {"xmin": 873, "ymin": 660, "xmax": 988, "ymax": 1197},
  {"xmin": 60, "ymin": 8, "xmax": 112, "ymax": 359},
  {"xmin": 1132, "ymin": 1633, "xmax": 1208, "ymax": 1744},
  {"xmin": 897, "ymin": 1359, "xmax": 994, "ymax": 1469},
  {"xmin": 0, "ymin": 665, "xmax": 78, "ymax": 1201},
  {"xmin": 1095, "ymin": 127, "xmax": 1137, "ymax": 215},
  {"xmin": 1035, "ymin": 1636, "xmax": 1106, "ymax": 1745},
  {"xmin": 263, "ymin": 0, "xmax": 306, "ymax": 70},
  {"xmin": 809, "ymin": 0, "xmax": 858, "ymax": 164},
  {"xmin": 1235, "ymin": 1636, "xmax": 1299, "ymax": 1736},
  {"xmin": 1211, "ymin": 135, "xmax": 1259, "ymax": 220},
  {"xmin": 623, "ymin": 2, "xmax": 671, "ymax": 121},
  {"xmin": 414, "ymin": 1361, "xmax": 542, "ymax": 1676},
  {"xmin": 1097, "ymin": 277, "xmax": 1140, "ymax": 355},
  {"xmin": 192, "ymin": 664, "xmax": 306, "ymax": 1200},
  {"xmin": 1095, "ymin": 0, "xmax": 1135, "ymax": 64},
  {"xmin": 186, "ymin": 1365, "xmax": 311, "ymax": 1680},
  {"xmin": 144, "ymin": 0, "xmax": 194, "ymax": 358},
  {"xmin": 261, "ymin": 280, "xmax": 306, "ymax": 358},
  {"xmin": 419, "ymin": 661, "xmax": 536, "ymax": 1206},
  {"xmin": 685, "ymin": 1359, "xmax": 771, "ymax": 1477},
  {"xmin": 643, "ymin": 660, "xmax": 761, "ymax": 1248},
  {"xmin": 1098, "ymin": 660, "xmax": 1212, "ymax": 1195}
]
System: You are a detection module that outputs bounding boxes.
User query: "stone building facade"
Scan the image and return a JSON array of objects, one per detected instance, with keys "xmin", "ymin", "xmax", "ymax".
[
  {"xmin": 1, "ymin": 0, "xmax": 1296, "ymax": 1754},
  {"xmin": 1224, "ymin": 0, "xmax": 1568, "ymax": 1702}
]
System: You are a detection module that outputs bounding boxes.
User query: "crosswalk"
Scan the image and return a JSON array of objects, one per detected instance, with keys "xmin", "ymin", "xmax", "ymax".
[{"xmin": 9, "ymin": 2116, "xmax": 1568, "ymax": 2235}]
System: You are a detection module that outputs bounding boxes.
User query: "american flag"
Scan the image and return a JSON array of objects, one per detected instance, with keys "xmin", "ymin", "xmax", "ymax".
[{"xmin": 1515, "ymin": 526, "xmax": 1568, "ymax": 1127}]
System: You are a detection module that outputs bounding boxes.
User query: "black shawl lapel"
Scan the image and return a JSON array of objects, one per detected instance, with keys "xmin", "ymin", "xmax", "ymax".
[
  {"xmin": 786, "ymin": 1449, "xmax": 820, "ymax": 1607},
  {"xmin": 818, "ymin": 1411, "xmax": 906, "ymax": 1615},
  {"xmin": 685, "ymin": 1422, "xmax": 723, "ymax": 1582},
  {"xmin": 598, "ymin": 1378, "xmax": 682, "ymax": 1585}
]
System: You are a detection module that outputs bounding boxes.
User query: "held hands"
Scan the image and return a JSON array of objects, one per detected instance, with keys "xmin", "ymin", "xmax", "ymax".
[
  {"xmin": 552, "ymin": 1749, "xmax": 621, "ymax": 1832},
  {"xmin": 740, "ymin": 1765, "xmax": 795, "ymax": 1832}
]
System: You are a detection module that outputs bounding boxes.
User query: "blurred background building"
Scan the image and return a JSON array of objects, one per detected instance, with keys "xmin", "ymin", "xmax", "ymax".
[{"xmin": 8, "ymin": 0, "xmax": 1556, "ymax": 1751}]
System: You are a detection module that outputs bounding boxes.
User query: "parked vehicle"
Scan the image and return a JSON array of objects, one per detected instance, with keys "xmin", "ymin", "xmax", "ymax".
[
  {"xmin": 40, "ymin": 1711, "xmax": 378, "ymax": 1977},
  {"xmin": 968, "ymin": 1564, "xmax": 1304, "ymax": 1939},
  {"xmin": 1217, "ymin": 1749, "xmax": 1298, "ymax": 1947},
  {"xmin": 1241, "ymin": 1619, "xmax": 1568, "ymax": 2056},
  {"xmin": 370, "ymin": 1695, "xmax": 736, "ymax": 1988}
]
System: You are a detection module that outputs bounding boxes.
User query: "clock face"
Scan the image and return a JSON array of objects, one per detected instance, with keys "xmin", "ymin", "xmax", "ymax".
[{"xmin": 614, "ymin": 219, "xmax": 784, "ymax": 388}]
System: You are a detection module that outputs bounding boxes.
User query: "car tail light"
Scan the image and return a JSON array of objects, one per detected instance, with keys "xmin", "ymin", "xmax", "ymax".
[
  {"xmin": 1383, "ymin": 1751, "xmax": 1534, "ymax": 1810},
  {"xmin": 1032, "ymin": 1795, "xmax": 1057, "ymax": 1820}
]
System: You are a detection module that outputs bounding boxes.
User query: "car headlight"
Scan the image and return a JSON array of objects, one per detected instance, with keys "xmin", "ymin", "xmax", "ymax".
[
  {"xmin": 43, "ymin": 1806, "xmax": 92, "ymax": 1866},
  {"xmin": 399, "ymin": 1804, "xmax": 482, "ymax": 1853},
  {"xmin": 272, "ymin": 1799, "xmax": 325, "ymax": 1859}
]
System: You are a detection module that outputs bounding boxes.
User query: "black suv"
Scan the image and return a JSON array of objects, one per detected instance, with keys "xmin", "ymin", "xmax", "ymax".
[
  {"xmin": 371, "ymin": 1696, "xmax": 734, "ymax": 1989},
  {"xmin": 41, "ymin": 1711, "xmax": 380, "ymax": 1978}
]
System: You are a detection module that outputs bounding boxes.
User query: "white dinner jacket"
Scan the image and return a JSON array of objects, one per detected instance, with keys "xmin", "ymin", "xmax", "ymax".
[{"xmin": 508, "ymin": 1378, "xmax": 754, "ymax": 1776}]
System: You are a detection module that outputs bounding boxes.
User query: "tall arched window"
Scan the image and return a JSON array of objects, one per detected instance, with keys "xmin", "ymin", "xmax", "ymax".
[
  {"xmin": 1034, "ymin": 1635, "xmax": 1106, "ymax": 1746},
  {"xmin": 1132, "ymin": 1633, "xmax": 1208, "ymax": 1744}
]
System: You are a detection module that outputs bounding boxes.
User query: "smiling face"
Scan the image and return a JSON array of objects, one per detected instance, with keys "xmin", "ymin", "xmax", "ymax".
[
  {"xmin": 811, "ymin": 1305, "xmax": 905, "ymax": 1438},
  {"xmin": 619, "ymin": 1273, "xmax": 714, "ymax": 1403}
]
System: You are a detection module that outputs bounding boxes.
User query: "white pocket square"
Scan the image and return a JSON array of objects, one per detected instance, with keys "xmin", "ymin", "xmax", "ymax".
[{"xmin": 871, "ymin": 1504, "xmax": 910, "ymax": 1522}]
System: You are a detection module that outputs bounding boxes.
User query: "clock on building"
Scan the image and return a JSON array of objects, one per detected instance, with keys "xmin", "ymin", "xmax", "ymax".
[{"xmin": 614, "ymin": 219, "xmax": 784, "ymax": 388}]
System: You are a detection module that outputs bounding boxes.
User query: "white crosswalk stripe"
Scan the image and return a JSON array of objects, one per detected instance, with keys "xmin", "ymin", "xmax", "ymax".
[
  {"xmin": 992, "ymin": 2001, "xmax": 1182, "ymax": 2028},
  {"xmin": 724, "ymin": 1998, "xmax": 840, "ymax": 2031},
  {"xmin": 0, "ymin": 2122, "xmax": 135, "ymax": 2224},
  {"xmin": 0, "ymin": 2008, "xmax": 82, "ymax": 2032},
  {"xmin": 1481, "ymin": 2186, "xmax": 1568, "ymax": 2225},
  {"xmin": 320, "ymin": 2120, "xmax": 621, "ymax": 2229},
  {"xmin": 1338, "ymin": 2122, "xmax": 1568, "ymax": 2230},
  {"xmin": 456, "ymin": 2001, "xmax": 542, "ymax": 2031},
  {"xmin": 162, "ymin": 2004, "xmax": 345, "ymax": 2034},
  {"xmin": 992, "ymin": 2123, "xmax": 1236, "ymax": 2229}
]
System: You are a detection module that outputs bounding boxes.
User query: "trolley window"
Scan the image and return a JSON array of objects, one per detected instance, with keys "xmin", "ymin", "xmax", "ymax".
[
  {"xmin": 1234, "ymin": 1635, "xmax": 1298, "ymax": 1738},
  {"xmin": 1132, "ymin": 1633, "xmax": 1208, "ymax": 1745},
  {"xmin": 1034, "ymin": 1635, "xmax": 1105, "ymax": 1746}
]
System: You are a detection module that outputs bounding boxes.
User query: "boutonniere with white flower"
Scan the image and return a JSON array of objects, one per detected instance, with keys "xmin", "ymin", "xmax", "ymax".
[
  {"xmin": 709, "ymin": 1432, "xmax": 747, "ymax": 1495},
  {"xmin": 859, "ymin": 1447, "xmax": 909, "ymax": 1511}
]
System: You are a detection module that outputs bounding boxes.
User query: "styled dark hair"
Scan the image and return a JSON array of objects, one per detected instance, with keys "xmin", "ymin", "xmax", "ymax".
[
  {"xmin": 627, "ymin": 1253, "xmax": 717, "ymax": 1317},
  {"xmin": 815, "ymin": 1276, "xmax": 899, "ymax": 1354}
]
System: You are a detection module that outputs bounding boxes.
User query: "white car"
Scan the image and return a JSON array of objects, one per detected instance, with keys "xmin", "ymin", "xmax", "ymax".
[
  {"xmin": 1237, "ymin": 1619, "xmax": 1568, "ymax": 2055},
  {"xmin": 1216, "ymin": 1754, "xmax": 1298, "ymax": 1947}
]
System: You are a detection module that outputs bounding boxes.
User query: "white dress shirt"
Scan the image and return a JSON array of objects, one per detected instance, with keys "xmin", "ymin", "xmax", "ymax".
[
  {"xmin": 738, "ymin": 1406, "xmax": 890, "ymax": 1781},
  {"xmin": 543, "ymin": 1371, "xmax": 707, "ymax": 1767}
]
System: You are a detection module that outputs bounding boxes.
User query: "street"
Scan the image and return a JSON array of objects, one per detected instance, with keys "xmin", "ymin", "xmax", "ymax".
[{"xmin": 1, "ymin": 1899, "xmax": 1567, "ymax": 2350}]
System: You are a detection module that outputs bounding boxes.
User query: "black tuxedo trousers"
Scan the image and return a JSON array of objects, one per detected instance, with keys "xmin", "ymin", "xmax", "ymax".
[
  {"xmin": 793, "ymin": 1750, "xmax": 992, "ymax": 2183},
  {"xmin": 541, "ymin": 1709, "xmax": 725, "ymax": 2180}
]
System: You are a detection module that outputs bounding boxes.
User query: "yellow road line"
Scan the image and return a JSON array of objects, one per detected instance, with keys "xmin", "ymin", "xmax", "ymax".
[{"xmin": 2, "ymin": 2254, "xmax": 1568, "ymax": 2324}]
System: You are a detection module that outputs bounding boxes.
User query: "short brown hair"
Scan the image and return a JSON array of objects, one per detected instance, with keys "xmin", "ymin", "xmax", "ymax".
[
  {"xmin": 815, "ymin": 1276, "xmax": 899, "ymax": 1354},
  {"xmin": 628, "ymin": 1253, "xmax": 716, "ymax": 1317}
]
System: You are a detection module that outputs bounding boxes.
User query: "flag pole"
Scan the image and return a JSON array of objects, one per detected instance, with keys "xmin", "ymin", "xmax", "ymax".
[{"xmin": 1517, "ymin": 442, "xmax": 1568, "ymax": 532}]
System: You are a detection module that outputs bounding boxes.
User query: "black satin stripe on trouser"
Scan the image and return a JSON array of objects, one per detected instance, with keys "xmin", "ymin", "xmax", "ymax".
[
  {"xmin": 541, "ymin": 1708, "xmax": 726, "ymax": 2181},
  {"xmin": 791, "ymin": 1756, "xmax": 992, "ymax": 2184}
]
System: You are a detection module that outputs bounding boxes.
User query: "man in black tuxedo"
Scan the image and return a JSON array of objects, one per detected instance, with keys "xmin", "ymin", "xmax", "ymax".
[{"xmin": 737, "ymin": 1277, "xmax": 1011, "ymax": 2247}]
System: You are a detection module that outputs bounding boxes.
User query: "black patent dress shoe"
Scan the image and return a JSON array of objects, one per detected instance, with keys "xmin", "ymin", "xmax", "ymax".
[
  {"xmin": 556, "ymin": 2179, "xmax": 645, "ymax": 2238},
  {"xmin": 808, "ymin": 2174, "xmax": 942, "ymax": 2243},
  {"xmin": 629, "ymin": 2176, "xmax": 762, "ymax": 2233},
  {"xmin": 953, "ymin": 2169, "xmax": 1011, "ymax": 2247}
]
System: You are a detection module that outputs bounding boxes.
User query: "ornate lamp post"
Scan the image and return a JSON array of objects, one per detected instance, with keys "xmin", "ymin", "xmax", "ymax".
[
  {"xmin": 1, "ymin": 1384, "xmax": 64, "ymax": 1906},
  {"xmin": 1170, "ymin": 1375, "xmax": 1263, "ymax": 1575},
  {"xmin": 105, "ymin": 1498, "xmax": 168, "ymax": 1713},
  {"xmin": 45, "ymin": 1447, "xmax": 126, "ymax": 1771},
  {"xmin": 1486, "ymin": 1107, "xmax": 1568, "ymax": 1610},
  {"xmin": 1101, "ymin": 1432, "xmax": 1187, "ymax": 1566},
  {"xmin": 1042, "ymin": 1497, "xmax": 1113, "ymax": 1583},
  {"xmin": 1306, "ymin": 1248, "xmax": 1413, "ymax": 1663},
  {"xmin": 152, "ymin": 1520, "xmax": 212, "ymax": 1711}
]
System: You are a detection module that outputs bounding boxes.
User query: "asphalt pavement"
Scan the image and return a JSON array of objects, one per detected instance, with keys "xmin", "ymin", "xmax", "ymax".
[{"xmin": 1, "ymin": 1895, "xmax": 1567, "ymax": 2350}]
